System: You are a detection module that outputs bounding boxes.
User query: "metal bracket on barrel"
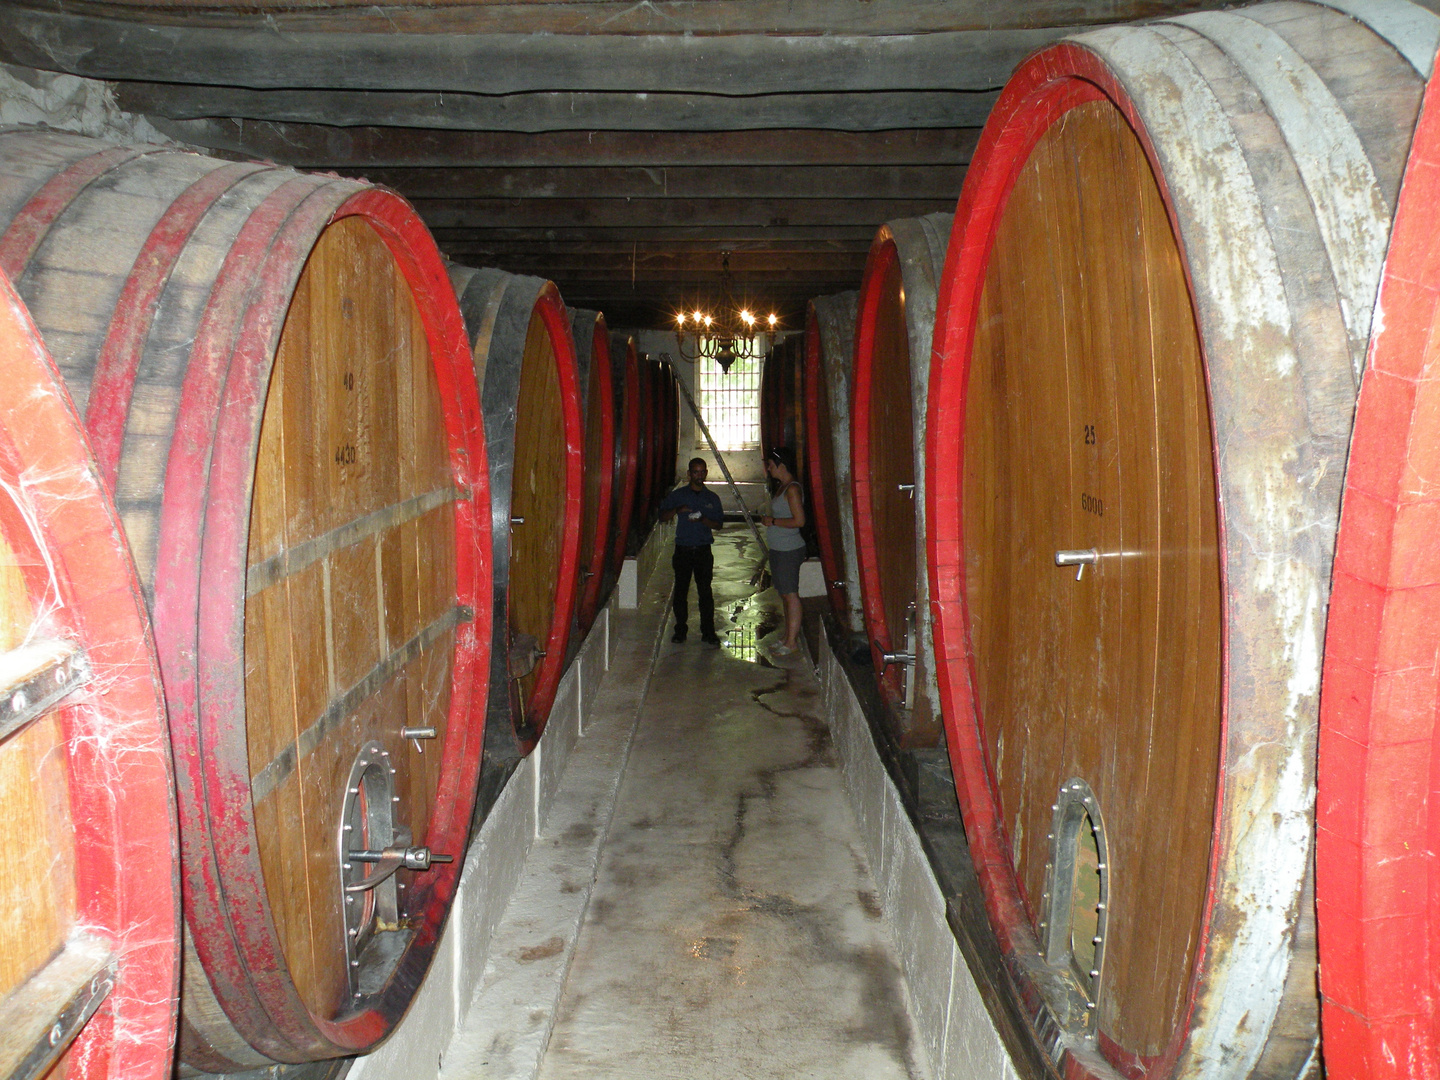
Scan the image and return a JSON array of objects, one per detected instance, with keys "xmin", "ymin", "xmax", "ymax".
[
  {"xmin": 339, "ymin": 741, "xmax": 399, "ymax": 1000},
  {"xmin": 0, "ymin": 639, "xmax": 87, "ymax": 747},
  {"xmin": 1038, "ymin": 777, "xmax": 1111, "ymax": 1036}
]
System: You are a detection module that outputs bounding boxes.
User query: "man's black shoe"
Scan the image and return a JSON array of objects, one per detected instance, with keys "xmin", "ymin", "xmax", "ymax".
[
  {"xmin": 701, "ymin": 632, "xmax": 721, "ymax": 646},
  {"xmin": 672, "ymin": 628, "xmax": 687, "ymax": 643}
]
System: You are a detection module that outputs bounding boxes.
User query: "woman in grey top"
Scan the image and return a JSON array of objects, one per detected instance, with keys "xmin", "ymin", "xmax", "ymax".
[{"xmin": 760, "ymin": 446, "xmax": 807, "ymax": 655}]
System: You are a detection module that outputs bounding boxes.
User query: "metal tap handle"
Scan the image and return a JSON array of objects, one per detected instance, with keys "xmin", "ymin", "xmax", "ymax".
[
  {"xmin": 882, "ymin": 651, "xmax": 916, "ymax": 666},
  {"xmin": 345, "ymin": 846, "xmax": 454, "ymax": 891},
  {"xmin": 1054, "ymin": 548, "xmax": 1099, "ymax": 580},
  {"xmin": 401, "ymin": 725, "xmax": 437, "ymax": 753}
]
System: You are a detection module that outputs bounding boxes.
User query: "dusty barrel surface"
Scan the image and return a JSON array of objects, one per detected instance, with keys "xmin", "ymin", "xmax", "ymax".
[
  {"xmin": 1318, "ymin": 43, "xmax": 1440, "ymax": 1080},
  {"xmin": 0, "ymin": 271, "xmax": 178, "ymax": 1080},
  {"xmin": 0, "ymin": 128, "xmax": 491, "ymax": 1068},
  {"xmin": 924, "ymin": 5, "xmax": 1432, "ymax": 1077},
  {"xmin": 805, "ymin": 292, "xmax": 861, "ymax": 628},
  {"xmin": 851, "ymin": 213, "xmax": 950, "ymax": 744},
  {"xmin": 608, "ymin": 334, "xmax": 642, "ymax": 578},
  {"xmin": 450, "ymin": 266, "xmax": 582, "ymax": 760},
  {"xmin": 569, "ymin": 308, "xmax": 616, "ymax": 634}
]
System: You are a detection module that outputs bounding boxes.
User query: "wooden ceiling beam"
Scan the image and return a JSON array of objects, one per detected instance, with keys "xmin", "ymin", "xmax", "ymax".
[
  {"xmin": 143, "ymin": 121, "xmax": 982, "ymax": 168},
  {"xmin": 29, "ymin": 1, "xmax": 1234, "ymax": 36},
  {"xmin": 3, "ymin": 8, "xmax": 1063, "ymax": 93},
  {"xmin": 435, "ymin": 238, "xmax": 876, "ymax": 255},
  {"xmin": 548, "ymin": 284, "xmax": 838, "ymax": 325},
  {"xmin": 427, "ymin": 225, "xmax": 885, "ymax": 243},
  {"xmin": 113, "ymin": 83, "xmax": 999, "ymax": 132},
  {"xmin": 411, "ymin": 196, "xmax": 952, "ymax": 228},
  {"xmin": 442, "ymin": 251, "xmax": 869, "ymax": 274},
  {"xmin": 340, "ymin": 164, "xmax": 965, "ymax": 201}
]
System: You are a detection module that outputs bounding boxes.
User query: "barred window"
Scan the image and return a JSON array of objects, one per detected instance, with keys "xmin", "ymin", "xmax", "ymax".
[{"xmin": 694, "ymin": 346, "xmax": 763, "ymax": 451}]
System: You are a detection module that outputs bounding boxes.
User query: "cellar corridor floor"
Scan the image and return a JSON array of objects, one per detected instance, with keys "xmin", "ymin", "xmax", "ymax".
[
  {"xmin": 535, "ymin": 531, "xmax": 927, "ymax": 1079},
  {"xmin": 438, "ymin": 530, "xmax": 930, "ymax": 1080}
]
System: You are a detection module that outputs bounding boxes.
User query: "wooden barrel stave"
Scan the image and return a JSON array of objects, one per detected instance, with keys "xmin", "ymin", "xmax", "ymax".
[
  {"xmin": 451, "ymin": 266, "xmax": 582, "ymax": 761},
  {"xmin": 0, "ymin": 129, "xmax": 490, "ymax": 1066},
  {"xmin": 569, "ymin": 309, "xmax": 616, "ymax": 634},
  {"xmin": 807, "ymin": 291, "xmax": 863, "ymax": 632},
  {"xmin": 1318, "ymin": 47, "xmax": 1440, "ymax": 1080},
  {"xmin": 0, "ymin": 270, "xmax": 178, "ymax": 1080},
  {"xmin": 852, "ymin": 213, "xmax": 950, "ymax": 744},
  {"xmin": 925, "ymin": 4, "xmax": 1431, "ymax": 1076}
]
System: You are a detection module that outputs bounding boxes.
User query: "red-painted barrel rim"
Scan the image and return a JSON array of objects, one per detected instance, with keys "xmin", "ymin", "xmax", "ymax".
[
  {"xmin": 924, "ymin": 44, "xmax": 1227, "ymax": 1080},
  {"xmin": 804, "ymin": 302, "xmax": 846, "ymax": 621},
  {"xmin": 850, "ymin": 226, "xmax": 907, "ymax": 698},
  {"xmin": 610, "ymin": 337, "xmax": 641, "ymax": 574},
  {"xmin": 1317, "ymin": 70, "xmax": 1440, "ymax": 1079},
  {"xmin": 633, "ymin": 357, "xmax": 659, "ymax": 534},
  {"xmin": 0, "ymin": 272, "xmax": 179, "ymax": 1080},
  {"xmin": 578, "ymin": 315, "xmax": 616, "ymax": 631},
  {"xmin": 163, "ymin": 180, "xmax": 490, "ymax": 1057},
  {"xmin": 518, "ymin": 280, "xmax": 584, "ymax": 750}
]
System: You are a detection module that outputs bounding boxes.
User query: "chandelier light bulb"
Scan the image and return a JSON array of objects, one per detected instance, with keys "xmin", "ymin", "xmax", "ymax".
[{"xmin": 672, "ymin": 253, "xmax": 770, "ymax": 372}]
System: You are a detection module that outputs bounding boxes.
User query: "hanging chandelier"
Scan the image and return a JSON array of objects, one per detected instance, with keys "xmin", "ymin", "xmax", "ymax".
[{"xmin": 673, "ymin": 252, "xmax": 778, "ymax": 373}]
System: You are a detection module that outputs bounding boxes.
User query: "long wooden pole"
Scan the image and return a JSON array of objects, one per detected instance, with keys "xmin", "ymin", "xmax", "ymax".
[{"xmin": 672, "ymin": 371, "xmax": 768, "ymax": 566}]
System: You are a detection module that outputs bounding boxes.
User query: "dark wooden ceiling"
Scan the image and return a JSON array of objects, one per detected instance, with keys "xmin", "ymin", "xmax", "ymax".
[{"xmin": 1, "ymin": 0, "xmax": 1233, "ymax": 328}]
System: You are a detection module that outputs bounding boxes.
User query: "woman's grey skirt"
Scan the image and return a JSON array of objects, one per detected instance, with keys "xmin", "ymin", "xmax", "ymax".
[{"xmin": 769, "ymin": 546, "xmax": 806, "ymax": 596}]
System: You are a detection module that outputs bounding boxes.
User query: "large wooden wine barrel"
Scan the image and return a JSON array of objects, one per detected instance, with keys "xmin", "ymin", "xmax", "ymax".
[
  {"xmin": 569, "ymin": 309, "xmax": 616, "ymax": 634},
  {"xmin": 608, "ymin": 334, "xmax": 642, "ymax": 579},
  {"xmin": 654, "ymin": 355, "xmax": 680, "ymax": 506},
  {"xmin": 631, "ymin": 354, "xmax": 678, "ymax": 547},
  {"xmin": 851, "ymin": 213, "xmax": 950, "ymax": 746},
  {"xmin": 0, "ymin": 129, "xmax": 491, "ymax": 1068},
  {"xmin": 627, "ymin": 353, "xmax": 658, "ymax": 552},
  {"xmin": 761, "ymin": 333, "xmax": 804, "ymax": 465},
  {"xmin": 0, "ymin": 271, "xmax": 178, "ymax": 1080},
  {"xmin": 805, "ymin": 292, "xmax": 861, "ymax": 628},
  {"xmin": 450, "ymin": 267, "xmax": 582, "ymax": 760},
  {"xmin": 924, "ymin": 6, "xmax": 1432, "ymax": 1077},
  {"xmin": 1318, "ymin": 45, "xmax": 1440, "ymax": 1080}
]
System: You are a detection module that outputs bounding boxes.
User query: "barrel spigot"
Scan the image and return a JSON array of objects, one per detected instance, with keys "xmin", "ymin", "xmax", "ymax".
[
  {"xmin": 1055, "ymin": 548, "xmax": 1099, "ymax": 580},
  {"xmin": 344, "ymin": 846, "xmax": 454, "ymax": 891},
  {"xmin": 401, "ymin": 725, "xmax": 436, "ymax": 753}
]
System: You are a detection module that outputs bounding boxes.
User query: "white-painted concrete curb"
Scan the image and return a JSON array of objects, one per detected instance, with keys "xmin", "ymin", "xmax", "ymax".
[
  {"xmin": 817, "ymin": 645, "xmax": 1021, "ymax": 1080},
  {"xmin": 349, "ymin": 524, "xmax": 674, "ymax": 1080}
]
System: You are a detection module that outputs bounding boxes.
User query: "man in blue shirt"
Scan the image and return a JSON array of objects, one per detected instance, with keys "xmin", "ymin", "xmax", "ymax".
[{"xmin": 659, "ymin": 458, "xmax": 724, "ymax": 644}]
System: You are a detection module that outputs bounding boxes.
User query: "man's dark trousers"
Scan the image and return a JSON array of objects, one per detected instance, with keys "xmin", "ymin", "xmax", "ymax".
[{"xmin": 672, "ymin": 543, "xmax": 715, "ymax": 638}]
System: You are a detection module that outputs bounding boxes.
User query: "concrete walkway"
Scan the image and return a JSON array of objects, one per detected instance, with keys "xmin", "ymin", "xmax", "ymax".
[{"xmin": 535, "ymin": 532, "xmax": 928, "ymax": 1080}]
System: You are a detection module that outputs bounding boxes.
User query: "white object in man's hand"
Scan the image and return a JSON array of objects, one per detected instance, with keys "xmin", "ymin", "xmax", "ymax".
[{"xmin": 688, "ymin": 511, "xmax": 702, "ymax": 520}]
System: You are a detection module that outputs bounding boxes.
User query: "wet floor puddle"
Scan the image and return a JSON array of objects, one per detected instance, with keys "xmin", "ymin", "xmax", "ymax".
[{"xmin": 707, "ymin": 533, "xmax": 781, "ymax": 666}]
